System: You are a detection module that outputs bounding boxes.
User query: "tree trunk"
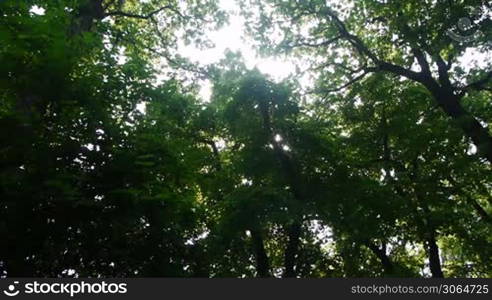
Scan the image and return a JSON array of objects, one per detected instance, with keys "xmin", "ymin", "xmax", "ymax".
[
  {"xmin": 70, "ymin": 0, "xmax": 105, "ymax": 35},
  {"xmin": 257, "ymin": 94, "xmax": 305, "ymax": 278},
  {"xmin": 284, "ymin": 222, "xmax": 302, "ymax": 278},
  {"xmin": 426, "ymin": 234, "xmax": 444, "ymax": 278},
  {"xmin": 250, "ymin": 229, "xmax": 271, "ymax": 277},
  {"xmin": 424, "ymin": 81, "xmax": 492, "ymax": 162},
  {"xmin": 365, "ymin": 242, "xmax": 395, "ymax": 275}
]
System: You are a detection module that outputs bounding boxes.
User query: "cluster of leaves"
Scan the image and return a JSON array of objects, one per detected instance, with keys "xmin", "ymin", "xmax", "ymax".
[{"xmin": 0, "ymin": 0, "xmax": 490, "ymax": 278}]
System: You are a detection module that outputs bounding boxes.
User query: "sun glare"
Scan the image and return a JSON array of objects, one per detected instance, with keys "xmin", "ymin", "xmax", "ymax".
[{"xmin": 177, "ymin": 0, "xmax": 296, "ymax": 101}]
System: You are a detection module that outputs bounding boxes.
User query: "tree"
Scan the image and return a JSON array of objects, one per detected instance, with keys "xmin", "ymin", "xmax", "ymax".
[
  {"xmin": 0, "ymin": 0, "xmax": 223, "ymax": 276},
  {"xmin": 0, "ymin": 0, "xmax": 490, "ymax": 278},
  {"xmin": 241, "ymin": 0, "xmax": 492, "ymax": 162}
]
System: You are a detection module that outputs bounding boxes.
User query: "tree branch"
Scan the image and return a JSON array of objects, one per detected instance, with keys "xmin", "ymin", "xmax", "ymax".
[
  {"xmin": 459, "ymin": 70, "xmax": 492, "ymax": 95},
  {"xmin": 321, "ymin": 8, "xmax": 425, "ymax": 83},
  {"xmin": 105, "ymin": 5, "xmax": 183, "ymax": 20},
  {"xmin": 435, "ymin": 54, "xmax": 453, "ymax": 90},
  {"xmin": 412, "ymin": 48, "xmax": 430, "ymax": 75},
  {"xmin": 286, "ymin": 35, "xmax": 341, "ymax": 49},
  {"xmin": 315, "ymin": 68, "xmax": 376, "ymax": 94}
]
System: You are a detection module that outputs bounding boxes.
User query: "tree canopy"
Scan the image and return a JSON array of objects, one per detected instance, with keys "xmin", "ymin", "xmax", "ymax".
[{"xmin": 0, "ymin": 0, "xmax": 491, "ymax": 278}]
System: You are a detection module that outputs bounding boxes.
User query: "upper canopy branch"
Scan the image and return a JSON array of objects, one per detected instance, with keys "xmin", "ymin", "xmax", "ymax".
[
  {"xmin": 317, "ymin": 67, "xmax": 377, "ymax": 94},
  {"xmin": 319, "ymin": 8, "xmax": 426, "ymax": 84},
  {"xmin": 286, "ymin": 35, "xmax": 341, "ymax": 49},
  {"xmin": 105, "ymin": 5, "xmax": 185, "ymax": 20},
  {"xmin": 459, "ymin": 71, "xmax": 492, "ymax": 95}
]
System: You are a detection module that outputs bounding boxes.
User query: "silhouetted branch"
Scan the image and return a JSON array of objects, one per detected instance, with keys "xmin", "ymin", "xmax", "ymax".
[
  {"xmin": 105, "ymin": 5, "xmax": 184, "ymax": 20},
  {"xmin": 459, "ymin": 70, "xmax": 492, "ymax": 96}
]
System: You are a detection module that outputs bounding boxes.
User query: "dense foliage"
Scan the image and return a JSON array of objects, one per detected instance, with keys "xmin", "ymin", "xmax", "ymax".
[{"xmin": 0, "ymin": 0, "xmax": 491, "ymax": 278}]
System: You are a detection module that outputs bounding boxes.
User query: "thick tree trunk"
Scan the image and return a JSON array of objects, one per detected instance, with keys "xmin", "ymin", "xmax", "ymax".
[
  {"xmin": 426, "ymin": 234, "xmax": 444, "ymax": 278},
  {"xmin": 257, "ymin": 96, "xmax": 305, "ymax": 278},
  {"xmin": 284, "ymin": 222, "xmax": 302, "ymax": 278},
  {"xmin": 250, "ymin": 229, "xmax": 270, "ymax": 277},
  {"xmin": 70, "ymin": 0, "xmax": 105, "ymax": 35},
  {"xmin": 437, "ymin": 97, "xmax": 492, "ymax": 161},
  {"xmin": 423, "ymin": 81, "xmax": 492, "ymax": 162}
]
